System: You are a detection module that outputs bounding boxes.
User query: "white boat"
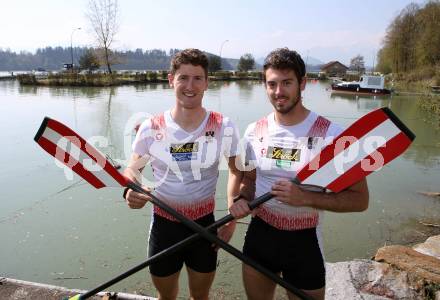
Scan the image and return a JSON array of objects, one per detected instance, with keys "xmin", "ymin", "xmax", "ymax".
[{"xmin": 331, "ymin": 75, "xmax": 392, "ymax": 95}]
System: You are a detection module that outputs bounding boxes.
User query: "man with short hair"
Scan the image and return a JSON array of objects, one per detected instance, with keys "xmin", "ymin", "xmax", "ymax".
[
  {"xmin": 230, "ymin": 48, "xmax": 369, "ymax": 300},
  {"xmin": 124, "ymin": 48, "xmax": 241, "ymax": 300}
]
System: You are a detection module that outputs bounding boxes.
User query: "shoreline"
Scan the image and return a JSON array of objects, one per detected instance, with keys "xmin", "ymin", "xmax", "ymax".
[
  {"xmin": 15, "ymin": 72, "xmax": 265, "ymax": 87},
  {"xmin": 2, "ymin": 232, "xmax": 440, "ymax": 299}
]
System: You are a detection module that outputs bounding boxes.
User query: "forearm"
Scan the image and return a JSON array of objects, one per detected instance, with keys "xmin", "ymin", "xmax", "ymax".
[
  {"xmin": 227, "ymin": 169, "xmax": 242, "ymax": 209},
  {"xmin": 123, "ymin": 154, "xmax": 148, "ymax": 184},
  {"xmin": 239, "ymin": 173, "xmax": 256, "ymax": 202},
  {"xmin": 302, "ymin": 188, "xmax": 369, "ymax": 212},
  {"xmin": 272, "ymin": 178, "xmax": 369, "ymax": 213},
  {"xmin": 300, "ymin": 179, "xmax": 369, "ymax": 212}
]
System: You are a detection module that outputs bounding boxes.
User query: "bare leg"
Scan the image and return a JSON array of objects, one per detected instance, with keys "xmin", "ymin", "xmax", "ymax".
[
  {"xmin": 151, "ymin": 271, "xmax": 180, "ymax": 300},
  {"xmin": 242, "ymin": 264, "xmax": 277, "ymax": 300},
  {"xmin": 187, "ymin": 267, "xmax": 216, "ymax": 300}
]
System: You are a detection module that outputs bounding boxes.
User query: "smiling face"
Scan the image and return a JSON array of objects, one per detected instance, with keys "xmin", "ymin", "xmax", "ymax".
[
  {"xmin": 168, "ymin": 64, "xmax": 208, "ymax": 110},
  {"xmin": 265, "ymin": 67, "xmax": 306, "ymax": 114}
]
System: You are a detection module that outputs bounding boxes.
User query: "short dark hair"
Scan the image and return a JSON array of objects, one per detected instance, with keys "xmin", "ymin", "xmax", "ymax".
[
  {"xmin": 170, "ymin": 48, "xmax": 209, "ymax": 78},
  {"xmin": 263, "ymin": 48, "xmax": 305, "ymax": 83}
]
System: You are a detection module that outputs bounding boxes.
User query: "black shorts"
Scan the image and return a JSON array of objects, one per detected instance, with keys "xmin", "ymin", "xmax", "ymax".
[
  {"xmin": 148, "ymin": 213, "xmax": 218, "ymax": 277},
  {"xmin": 243, "ymin": 217, "xmax": 325, "ymax": 290}
]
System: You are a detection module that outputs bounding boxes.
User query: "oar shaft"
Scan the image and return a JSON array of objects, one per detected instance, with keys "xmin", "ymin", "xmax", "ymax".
[
  {"xmin": 79, "ymin": 191, "xmax": 276, "ymax": 299},
  {"xmin": 126, "ymin": 183, "xmax": 311, "ymax": 300}
]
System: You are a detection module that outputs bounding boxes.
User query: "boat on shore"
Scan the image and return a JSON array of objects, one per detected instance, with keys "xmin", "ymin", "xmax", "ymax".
[{"xmin": 331, "ymin": 75, "xmax": 392, "ymax": 96}]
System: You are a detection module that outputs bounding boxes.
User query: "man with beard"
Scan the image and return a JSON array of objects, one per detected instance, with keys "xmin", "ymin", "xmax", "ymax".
[{"xmin": 230, "ymin": 48, "xmax": 369, "ymax": 300}]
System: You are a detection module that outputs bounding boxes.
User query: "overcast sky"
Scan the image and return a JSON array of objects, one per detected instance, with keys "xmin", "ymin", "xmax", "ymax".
[{"xmin": 0, "ymin": 0, "xmax": 426, "ymax": 65}]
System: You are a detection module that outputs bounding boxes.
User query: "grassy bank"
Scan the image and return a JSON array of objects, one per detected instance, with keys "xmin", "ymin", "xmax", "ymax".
[
  {"xmin": 17, "ymin": 71, "xmax": 265, "ymax": 87},
  {"xmin": 17, "ymin": 72, "xmax": 167, "ymax": 87},
  {"xmin": 391, "ymin": 67, "xmax": 440, "ymax": 93},
  {"xmin": 418, "ymin": 94, "xmax": 440, "ymax": 131}
]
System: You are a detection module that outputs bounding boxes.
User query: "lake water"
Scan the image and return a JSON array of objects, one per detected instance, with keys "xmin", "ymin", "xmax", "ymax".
[{"xmin": 1, "ymin": 79, "xmax": 440, "ymax": 298}]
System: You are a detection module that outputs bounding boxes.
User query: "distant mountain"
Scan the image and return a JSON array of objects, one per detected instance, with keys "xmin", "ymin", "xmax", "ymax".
[{"xmin": 305, "ymin": 57, "xmax": 324, "ymax": 66}]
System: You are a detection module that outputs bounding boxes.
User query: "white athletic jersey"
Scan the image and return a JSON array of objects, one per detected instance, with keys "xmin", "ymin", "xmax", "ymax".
[
  {"xmin": 132, "ymin": 110, "xmax": 240, "ymax": 221},
  {"xmin": 244, "ymin": 111, "xmax": 343, "ymax": 231}
]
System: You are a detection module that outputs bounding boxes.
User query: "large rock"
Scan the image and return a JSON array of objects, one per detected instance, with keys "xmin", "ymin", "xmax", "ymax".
[
  {"xmin": 414, "ymin": 235, "xmax": 440, "ymax": 260},
  {"xmin": 326, "ymin": 260, "xmax": 421, "ymax": 299},
  {"xmin": 374, "ymin": 245, "xmax": 440, "ymax": 284}
]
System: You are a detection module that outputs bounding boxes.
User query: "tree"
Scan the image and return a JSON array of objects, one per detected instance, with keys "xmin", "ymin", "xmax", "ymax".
[
  {"xmin": 376, "ymin": 2, "xmax": 428, "ymax": 74},
  {"xmin": 415, "ymin": 1, "xmax": 440, "ymax": 67},
  {"xmin": 86, "ymin": 0, "xmax": 119, "ymax": 74},
  {"xmin": 349, "ymin": 55, "xmax": 366, "ymax": 74},
  {"xmin": 208, "ymin": 55, "xmax": 221, "ymax": 72},
  {"xmin": 237, "ymin": 53, "xmax": 255, "ymax": 72},
  {"xmin": 79, "ymin": 49, "xmax": 100, "ymax": 73},
  {"xmin": 376, "ymin": 49, "xmax": 392, "ymax": 74}
]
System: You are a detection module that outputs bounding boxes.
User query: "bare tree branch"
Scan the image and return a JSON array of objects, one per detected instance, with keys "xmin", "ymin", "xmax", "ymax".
[{"xmin": 86, "ymin": 0, "xmax": 119, "ymax": 74}]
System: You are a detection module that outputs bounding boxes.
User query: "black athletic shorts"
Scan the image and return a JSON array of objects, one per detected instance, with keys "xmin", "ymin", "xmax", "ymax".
[
  {"xmin": 243, "ymin": 217, "xmax": 325, "ymax": 290},
  {"xmin": 148, "ymin": 213, "xmax": 218, "ymax": 277}
]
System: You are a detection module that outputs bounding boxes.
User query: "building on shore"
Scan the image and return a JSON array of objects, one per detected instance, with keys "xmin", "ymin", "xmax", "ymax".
[{"xmin": 320, "ymin": 61, "xmax": 349, "ymax": 78}]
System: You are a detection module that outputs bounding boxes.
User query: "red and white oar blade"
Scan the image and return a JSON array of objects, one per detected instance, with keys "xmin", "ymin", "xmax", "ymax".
[
  {"xmin": 297, "ymin": 107, "xmax": 415, "ymax": 192},
  {"xmin": 34, "ymin": 117, "xmax": 128, "ymax": 189}
]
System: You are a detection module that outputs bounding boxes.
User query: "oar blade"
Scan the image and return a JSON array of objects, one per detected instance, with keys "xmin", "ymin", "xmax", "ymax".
[
  {"xmin": 34, "ymin": 117, "xmax": 128, "ymax": 189},
  {"xmin": 297, "ymin": 107, "xmax": 415, "ymax": 192}
]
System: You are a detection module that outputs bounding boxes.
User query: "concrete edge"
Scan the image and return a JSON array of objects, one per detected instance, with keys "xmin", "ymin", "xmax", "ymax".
[{"xmin": 0, "ymin": 277, "xmax": 157, "ymax": 300}]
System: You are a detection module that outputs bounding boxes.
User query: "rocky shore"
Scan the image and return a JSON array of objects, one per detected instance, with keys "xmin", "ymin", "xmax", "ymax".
[
  {"xmin": 2, "ymin": 235, "xmax": 440, "ymax": 299},
  {"xmin": 326, "ymin": 234, "xmax": 440, "ymax": 300}
]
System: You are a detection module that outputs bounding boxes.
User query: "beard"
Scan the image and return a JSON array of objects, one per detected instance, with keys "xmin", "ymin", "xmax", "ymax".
[{"xmin": 272, "ymin": 90, "xmax": 302, "ymax": 114}]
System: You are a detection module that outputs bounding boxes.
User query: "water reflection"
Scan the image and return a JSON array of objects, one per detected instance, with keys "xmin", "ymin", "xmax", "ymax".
[
  {"xmin": 208, "ymin": 81, "xmax": 224, "ymax": 91},
  {"xmin": 330, "ymin": 92, "xmax": 392, "ymax": 110},
  {"xmin": 328, "ymin": 90, "xmax": 440, "ymax": 166},
  {"xmin": 237, "ymin": 80, "xmax": 259, "ymax": 98},
  {"xmin": 17, "ymin": 84, "xmax": 109, "ymax": 99},
  {"xmin": 18, "ymin": 84, "xmax": 39, "ymax": 95},
  {"xmin": 389, "ymin": 98, "xmax": 440, "ymax": 167},
  {"xmin": 133, "ymin": 83, "xmax": 170, "ymax": 92},
  {"xmin": 1, "ymin": 80, "xmax": 440, "ymax": 296}
]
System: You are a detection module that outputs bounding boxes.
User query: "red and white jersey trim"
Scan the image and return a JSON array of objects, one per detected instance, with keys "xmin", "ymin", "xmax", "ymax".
[
  {"xmin": 257, "ymin": 206, "xmax": 319, "ymax": 230},
  {"xmin": 153, "ymin": 196, "xmax": 215, "ymax": 221}
]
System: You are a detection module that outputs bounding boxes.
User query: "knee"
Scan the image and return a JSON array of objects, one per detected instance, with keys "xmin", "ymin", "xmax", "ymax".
[
  {"xmin": 189, "ymin": 286, "xmax": 210, "ymax": 300},
  {"xmin": 157, "ymin": 288, "xmax": 178, "ymax": 300},
  {"xmin": 153, "ymin": 277, "xmax": 179, "ymax": 300}
]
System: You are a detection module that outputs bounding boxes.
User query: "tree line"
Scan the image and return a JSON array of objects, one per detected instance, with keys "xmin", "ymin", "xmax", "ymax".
[
  {"xmin": 0, "ymin": 47, "xmax": 174, "ymax": 71},
  {"xmin": 376, "ymin": 0, "xmax": 440, "ymax": 77},
  {"xmin": 0, "ymin": 0, "xmax": 257, "ymax": 73},
  {"xmin": 0, "ymin": 47, "xmax": 241, "ymax": 71}
]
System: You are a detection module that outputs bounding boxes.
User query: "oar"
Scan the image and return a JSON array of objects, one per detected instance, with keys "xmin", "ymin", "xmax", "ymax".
[
  {"xmin": 34, "ymin": 117, "xmax": 313, "ymax": 300},
  {"xmin": 35, "ymin": 107, "xmax": 415, "ymax": 300},
  {"xmin": 70, "ymin": 193, "xmax": 274, "ymax": 300},
  {"xmin": 75, "ymin": 107, "xmax": 417, "ymax": 300}
]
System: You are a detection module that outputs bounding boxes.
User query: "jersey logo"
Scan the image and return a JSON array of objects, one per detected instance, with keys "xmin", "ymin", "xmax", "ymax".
[
  {"xmin": 155, "ymin": 133, "xmax": 164, "ymax": 141},
  {"xmin": 205, "ymin": 131, "xmax": 215, "ymax": 137},
  {"xmin": 170, "ymin": 142, "xmax": 199, "ymax": 161},
  {"xmin": 205, "ymin": 130, "xmax": 215, "ymax": 142},
  {"xmin": 267, "ymin": 146, "xmax": 301, "ymax": 168}
]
